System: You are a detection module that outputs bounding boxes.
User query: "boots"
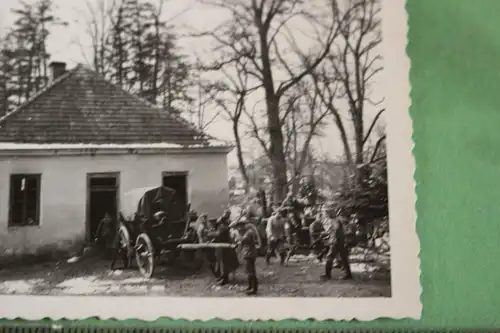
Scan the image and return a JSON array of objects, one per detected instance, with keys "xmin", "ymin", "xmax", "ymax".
[
  {"xmin": 342, "ymin": 265, "xmax": 353, "ymax": 280},
  {"xmin": 265, "ymin": 253, "xmax": 271, "ymax": 265},
  {"xmin": 243, "ymin": 276, "xmax": 252, "ymax": 292},
  {"xmin": 321, "ymin": 261, "xmax": 333, "ymax": 280},
  {"xmin": 279, "ymin": 253, "xmax": 286, "ymax": 266},
  {"xmin": 218, "ymin": 273, "xmax": 229, "ymax": 286},
  {"xmin": 285, "ymin": 247, "xmax": 294, "ymax": 263},
  {"xmin": 246, "ymin": 276, "xmax": 258, "ymax": 295},
  {"xmin": 340, "ymin": 251, "xmax": 353, "ymax": 280}
]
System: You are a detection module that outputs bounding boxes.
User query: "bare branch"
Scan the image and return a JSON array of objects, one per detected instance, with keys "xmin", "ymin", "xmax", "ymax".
[
  {"xmin": 370, "ymin": 134, "xmax": 386, "ymax": 163},
  {"xmin": 244, "ymin": 104, "xmax": 270, "ymax": 155},
  {"xmin": 363, "ymin": 107, "xmax": 385, "ymax": 145}
]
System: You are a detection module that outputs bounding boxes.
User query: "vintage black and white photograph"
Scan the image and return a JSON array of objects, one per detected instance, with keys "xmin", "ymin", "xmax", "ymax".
[{"xmin": 0, "ymin": 0, "xmax": 419, "ymax": 321}]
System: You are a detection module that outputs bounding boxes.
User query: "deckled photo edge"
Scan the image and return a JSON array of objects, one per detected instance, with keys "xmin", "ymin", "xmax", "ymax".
[
  {"xmin": 383, "ymin": 0, "xmax": 422, "ymax": 319},
  {"xmin": 0, "ymin": 0, "xmax": 420, "ymax": 321}
]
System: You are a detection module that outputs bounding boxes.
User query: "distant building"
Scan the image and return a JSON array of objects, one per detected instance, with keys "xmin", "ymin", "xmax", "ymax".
[{"xmin": 0, "ymin": 62, "xmax": 232, "ymax": 259}]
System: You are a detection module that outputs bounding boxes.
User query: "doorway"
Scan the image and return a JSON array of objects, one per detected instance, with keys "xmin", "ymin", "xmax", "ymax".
[
  {"xmin": 162, "ymin": 172, "xmax": 188, "ymax": 238},
  {"xmin": 162, "ymin": 171, "xmax": 188, "ymax": 212},
  {"xmin": 86, "ymin": 173, "xmax": 119, "ymax": 243}
]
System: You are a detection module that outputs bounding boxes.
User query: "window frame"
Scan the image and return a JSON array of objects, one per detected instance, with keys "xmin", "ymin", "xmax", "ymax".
[{"xmin": 8, "ymin": 173, "xmax": 42, "ymax": 228}]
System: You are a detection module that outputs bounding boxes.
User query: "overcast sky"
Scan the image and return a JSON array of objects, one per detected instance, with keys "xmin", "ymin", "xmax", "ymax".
[{"xmin": 0, "ymin": 0, "xmax": 384, "ymax": 169}]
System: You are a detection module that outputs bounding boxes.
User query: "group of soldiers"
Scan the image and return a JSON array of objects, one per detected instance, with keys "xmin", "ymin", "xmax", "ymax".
[
  {"xmin": 96, "ymin": 188, "xmax": 355, "ymax": 296},
  {"xmin": 262, "ymin": 197, "xmax": 353, "ymax": 281},
  {"xmin": 195, "ymin": 209, "xmax": 260, "ymax": 295},
  {"xmin": 194, "ymin": 191, "xmax": 354, "ymax": 296}
]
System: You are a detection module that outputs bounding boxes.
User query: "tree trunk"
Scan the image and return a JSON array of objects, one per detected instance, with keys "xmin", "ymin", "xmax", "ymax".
[
  {"xmin": 26, "ymin": 48, "xmax": 34, "ymax": 99},
  {"xmin": 354, "ymin": 114, "xmax": 364, "ymax": 164},
  {"xmin": 290, "ymin": 109, "xmax": 300, "ymax": 195},
  {"xmin": 353, "ymin": 110, "xmax": 365, "ymax": 186},
  {"xmin": 331, "ymin": 108, "xmax": 355, "ymax": 176},
  {"xmin": 0, "ymin": 77, "xmax": 7, "ymax": 116},
  {"xmin": 256, "ymin": 15, "xmax": 288, "ymax": 203},
  {"xmin": 232, "ymin": 120, "xmax": 250, "ymax": 193},
  {"xmin": 41, "ymin": 19, "xmax": 48, "ymax": 86},
  {"xmin": 152, "ymin": 17, "xmax": 160, "ymax": 102},
  {"xmin": 266, "ymin": 98, "xmax": 288, "ymax": 202}
]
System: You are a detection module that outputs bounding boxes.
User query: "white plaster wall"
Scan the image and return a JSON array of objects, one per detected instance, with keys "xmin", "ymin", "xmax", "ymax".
[{"xmin": 0, "ymin": 152, "xmax": 229, "ymax": 257}]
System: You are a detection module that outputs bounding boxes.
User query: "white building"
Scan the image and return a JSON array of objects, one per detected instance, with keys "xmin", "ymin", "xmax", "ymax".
[{"xmin": 0, "ymin": 62, "xmax": 231, "ymax": 259}]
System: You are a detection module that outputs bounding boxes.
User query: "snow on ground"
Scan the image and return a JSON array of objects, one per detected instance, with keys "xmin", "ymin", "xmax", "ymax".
[
  {"xmin": 0, "ymin": 279, "xmax": 44, "ymax": 294},
  {"xmin": 57, "ymin": 276, "xmax": 104, "ymax": 295},
  {"xmin": 0, "ymin": 254, "xmax": 391, "ymax": 297}
]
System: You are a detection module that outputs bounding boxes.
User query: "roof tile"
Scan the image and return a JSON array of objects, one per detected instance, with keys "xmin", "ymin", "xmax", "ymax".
[{"xmin": 0, "ymin": 65, "xmax": 227, "ymax": 148}]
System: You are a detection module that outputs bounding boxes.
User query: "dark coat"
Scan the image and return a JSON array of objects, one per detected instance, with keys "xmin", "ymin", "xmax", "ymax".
[
  {"xmin": 323, "ymin": 217, "xmax": 346, "ymax": 247},
  {"xmin": 213, "ymin": 222, "xmax": 231, "ymax": 243},
  {"xmin": 240, "ymin": 227, "xmax": 258, "ymax": 259}
]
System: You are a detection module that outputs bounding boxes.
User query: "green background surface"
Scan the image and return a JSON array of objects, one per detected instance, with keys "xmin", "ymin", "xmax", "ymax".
[{"xmin": 2, "ymin": 0, "xmax": 500, "ymax": 330}]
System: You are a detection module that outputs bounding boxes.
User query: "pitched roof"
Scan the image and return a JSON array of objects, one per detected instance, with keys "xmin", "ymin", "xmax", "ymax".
[{"xmin": 0, "ymin": 65, "xmax": 229, "ymax": 150}]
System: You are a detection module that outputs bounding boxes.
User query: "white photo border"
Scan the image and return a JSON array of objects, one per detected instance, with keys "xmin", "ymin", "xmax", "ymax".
[{"xmin": 0, "ymin": 0, "xmax": 421, "ymax": 321}]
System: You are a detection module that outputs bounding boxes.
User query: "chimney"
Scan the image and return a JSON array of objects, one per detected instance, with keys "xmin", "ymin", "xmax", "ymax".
[{"xmin": 49, "ymin": 61, "xmax": 67, "ymax": 81}]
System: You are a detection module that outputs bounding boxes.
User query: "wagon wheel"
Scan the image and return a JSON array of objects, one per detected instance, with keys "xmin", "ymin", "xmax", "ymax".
[
  {"xmin": 111, "ymin": 223, "xmax": 132, "ymax": 270},
  {"xmin": 135, "ymin": 233, "xmax": 155, "ymax": 278},
  {"xmin": 119, "ymin": 224, "xmax": 133, "ymax": 268}
]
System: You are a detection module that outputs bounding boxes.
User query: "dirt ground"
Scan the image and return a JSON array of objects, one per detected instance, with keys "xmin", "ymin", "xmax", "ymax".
[{"xmin": 0, "ymin": 252, "xmax": 391, "ymax": 297}]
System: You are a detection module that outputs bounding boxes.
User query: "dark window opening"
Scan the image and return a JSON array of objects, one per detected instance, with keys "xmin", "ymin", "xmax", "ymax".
[
  {"xmin": 9, "ymin": 174, "xmax": 41, "ymax": 227},
  {"xmin": 90, "ymin": 177, "xmax": 117, "ymax": 188},
  {"xmin": 162, "ymin": 173, "xmax": 188, "ymax": 238},
  {"xmin": 87, "ymin": 175, "xmax": 119, "ymax": 242},
  {"xmin": 162, "ymin": 173, "xmax": 188, "ymax": 213}
]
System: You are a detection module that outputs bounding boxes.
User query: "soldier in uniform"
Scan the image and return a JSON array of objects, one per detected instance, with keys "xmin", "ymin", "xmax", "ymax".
[
  {"xmin": 280, "ymin": 192, "xmax": 304, "ymax": 263},
  {"xmin": 257, "ymin": 188, "xmax": 269, "ymax": 218},
  {"xmin": 309, "ymin": 211, "xmax": 325, "ymax": 261},
  {"xmin": 95, "ymin": 212, "xmax": 114, "ymax": 258},
  {"xmin": 212, "ymin": 209, "xmax": 239, "ymax": 285},
  {"xmin": 196, "ymin": 213, "xmax": 210, "ymax": 242},
  {"xmin": 265, "ymin": 208, "xmax": 289, "ymax": 265},
  {"xmin": 231, "ymin": 218, "xmax": 260, "ymax": 295},
  {"xmin": 217, "ymin": 209, "xmax": 232, "ymax": 225},
  {"xmin": 321, "ymin": 206, "xmax": 353, "ymax": 280},
  {"xmin": 196, "ymin": 213, "xmax": 218, "ymax": 275}
]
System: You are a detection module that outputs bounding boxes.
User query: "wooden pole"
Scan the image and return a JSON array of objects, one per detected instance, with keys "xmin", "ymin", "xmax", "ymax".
[{"xmin": 177, "ymin": 243, "xmax": 236, "ymax": 250}]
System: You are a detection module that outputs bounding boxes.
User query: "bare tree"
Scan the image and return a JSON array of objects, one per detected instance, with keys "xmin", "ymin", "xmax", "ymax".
[
  {"xmin": 199, "ymin": 58, "xmax": 260, "ymax": 192},
  {"xmin": 194, "ymin": 0, "xmax": 344, "ymax": 202},
  {"xmin": 78, "ymin": 0, "xmax": 115, "ymax": 75},
  {"xmin": 77, "ymin": 0, "xmax": 194, "ymax": 114},
  {"xmin": 242, "ymin": 83, "xmax": 329, "ymax": 195},
  {"xmin": 311, "ymin": 0, "xmax": 383, "ymax": 185},
  {"xmin": 281, "ymin": 82, "xmax": 330, "ymax": 193},
  {"xmin": 190, "ymin": 75, "xmax": 221, "ymax": 130}
]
